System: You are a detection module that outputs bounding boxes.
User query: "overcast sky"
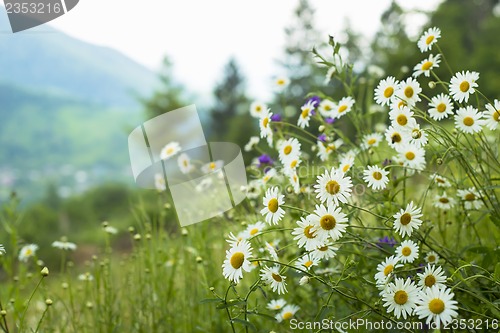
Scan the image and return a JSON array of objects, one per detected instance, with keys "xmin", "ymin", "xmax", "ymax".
[{"xmin": 25, "ymin": 0, "xmax": 442, "ymax": 100}]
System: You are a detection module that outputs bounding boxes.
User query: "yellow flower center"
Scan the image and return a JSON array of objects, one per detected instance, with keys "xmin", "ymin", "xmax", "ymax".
[
  {"xmin": 210, "ymin": 162, "xmax": 216, "ymax": 170},
  {"xmin": 282, "ymin": 312, "xmax": 293, "ymax": 320},
  {"xmin": 460, "ymin": 81, "xmax": 470, "ymax": 92},
  {"xmin": 301, "ymin": 108, "xmax": 310, "ymax": 118},
  {"xmin": 318, "ymin": 245, "xmax": 328, "ymax": 251},
  {"xmin": 272, "ymin": 273, "xmax": 282, "ymax": 282},
  {"xmin": 183, "ymin": 160, "xmax": 188, "ymax": 167},
  {"xmin": 338, "ymin": 105, "xmax": 348, "ymax": 113},
  {"xmin": 250, "ymin": 228, "xmax": 259, "ymax": 235},
  {"xmin": 230, "ymin": 252, "xmax": 245, "ymax": 269},
  {"xmin": 398, "ymin": 101, "xmax": 407, "ymax": 109},
  {"xmin": 425, "ymin": 275, "xmax": 436, "ymax": 287},
  {"xmin": 405, "ymin": 152, "xmax": 416, "ymax": 160},
  {"xmin": 384, "ymin": 264, "xmax": 394, "ymax": 276},
  {"xmin": 425, "ymin": 35, "xmax": 435, "ymax": 45},
  {"xmin": 428, "ymin": 255, "xmax": 436, "ymax": 262},
  {"xmin": 324, "ymin": 104, "xmax": 332, "ymax": 111},
  {"xmin": 263, "ymin": 117, "xmax": 269, "ymax": 128},
  {"xmin": 320, "ymin": 214, "xmax": 336, "ymax": 230},
  {"xmin": 25, "ymin": 249, "xmax": 32, "ymax": 256},
  {"xmin": 421, "ymin": 61, "xmax": 433, "ymax": 71},
  {"xmin": 412, "ymin": 129, "xmax": 422, "ymax": 139},
  {"xmin": 290, "ymin": 160, "xmax": 298, "ymax": 168},
  {"xmin": 277, "ymin": 79, "xmax": 285, "ymax": 86},
  {"xmin": 342, "ymin": 164, "xmax": 350, "ymax": 173},
  {"xmin": 283, "ymin": 145, "xmax": 292, "ymax": 155},
  {"xmin": 325, "ymin": 180, "xmax": 340, "ymax": 195},
  {"xmin": 303, "ymin": 225, "xmax": 315, "ymax": 239},
  {"xmin": 394, "ymin": 290, "xmax": 408, "ymax": 305},
  {"xmin": 464, "ymin": 193, "xmax": 476, "ymax": 201},
  {"xmin": 437, "ymin": 103, "xmax": 446, "ymax": 113},
  {"xmin": 429, "ymin": 299, "xmax": 445, "ymax": 314},
  {"xmin": 367, "ymin": 138, "xmax": 377, "ymax": 145},
  {"xmin": 166, "ymin": 147, "xmax": 174, "ymax": 155},
  {"xmin": 392, "ymin": 133, "xmax": 402, "ymax": 143},
  {"xmin": 304, "ymin": 260, "xmax": 313, "ymax": 268},
  {"xmin": 463, "ymin": 116, "xmax": 474, "ymax": 126},
  {"xmin": 439, "ymin": 197, "xmax": 449, "ymax": 204},
  {"xmin": 268, "ymin": 198, "xmax": 279, "ymax": 213},
  {"xmin": 400, "ymin": 213, "xmax": 412, "ymax": 225},
  {"xmin": 397, "ymin": 114, "xmax": 408, "ymax": 126},
  {"xmin": 493, "ymin": 111, "xmax": 500, "ymax": 122},
  {"xmin": 384, "ymin": 87, "xmax": 394, "ymax": 98},
  {"xmin": 404, "ymin": 86, "xmax": 414, "ymax": 98},
  {"xmin": 256, "ymin": 106, "xmax": 262, "ymax": 112},
  {"xmin": 373, "ymin": 171, "xmax": 383, "ymax": 180},
  {"xmin": 402, "ymin": 246, "xmax": 412, "ymax": 256}
]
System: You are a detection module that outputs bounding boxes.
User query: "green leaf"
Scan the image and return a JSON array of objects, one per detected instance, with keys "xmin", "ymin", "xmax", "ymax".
[
  {"xmin": 494, "ymin": 263, "xmax": 500, "ymax": 282},
  {"xmin": 232, "ymin": 318, "xmax": 257, "ymax": 331}
]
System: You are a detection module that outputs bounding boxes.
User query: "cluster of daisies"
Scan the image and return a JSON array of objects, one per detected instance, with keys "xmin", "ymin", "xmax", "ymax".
[{"xmin": 220, "ymin": 26, "xmax": 499, "ymax": 327}]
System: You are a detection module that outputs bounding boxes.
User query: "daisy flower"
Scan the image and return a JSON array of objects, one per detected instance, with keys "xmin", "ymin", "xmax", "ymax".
[
  {"xmin": 430, "ymin": 173, "xmax": 451, "ymax": 188},
  {"xmin": 418, "ymin": 27, "xmax": 441, "ymax": 53},
  {"xmin": 261, "ymin": 168, "xmax": 277, "ymax": 185},
  {"xmin": 361, "ymin": 132, "xmax": 383, "ymax": 150},
  {"xmin": 324, "ymin": 66, "xmax": 336, "ymax": 84},
  {"xmin": 374, "ymin": 255, "xmax": 402, "ymax": 287},
  {"xmin": 413, "ymin": 54, "xmax": 441, "ymax": 78},
  {"xmin": 249, "ymin": 101, "xmax": 267, "ymax": 118},
  {"xmin": 363, "ymin": 165, "xmax": 390, "ymax": 191},
  {"xmin": 395, "ymin": 240, "xmax": 419, "ymax": 264},
  {"xmin": 267, "ymin": 299, "xmax": 287, "ymax": 311},
  {"xmin": 78, "ymin": 272, "xmax": 94, "ymax": 281},
  {"xmin": 311, "ymin": 244, "xmax": 338, "ymax": 260},
  {"xmin": 295, "ymin": 253, "xmax": 320, "ymax": 271},
  {"xmin": 385, "ymin": 126, "xmax": 408, "ymax": 149},
  {"xmin": 425, "ymin": 251, "xmax": 440, "ymax": 264},
  {"xmin": 318, "ymin": 99, "xmax": 336, "ymax": 117},
  {"xmin": 415, "ymin": 286, "xmax": 458, "ymax": 328},
  {"xmin": 288, "ymin": 171, "xmax": 301, "ymax": 194},
  {"xmin": 449, "ymin": 71, "xmax": 479, "ymax": 103},
  {"xmin": 276, "ymin": 304, "xmax": 299, "ymax": 322},
  {"xmin": 297, "ymin": 100, "xmax": 315, "ymax": 128},
  {"xmin": 259, "ymin": 109, "xmax": 273, "ymax": 144},
  {"xmin": 291, "ymin": 216, "xmax": 324, "ymax": 251},
  {"xmin": 396, "ymin": 143, "xmax": 426, "ymax": 171},
  {"xmin": 201, "ymin": 160, "xmax": 224, "ymax": 174},
  {"xmin": 392, "ymin": 201, "xmax": 423, "ymax": 237},
  {"xmin": 454, "ymin": 106, "xmax": 484, "ymax": 134},
  {"xmin": 0, "ymin": 245, "xmax": 5, "ymax": 255},
  {"xmin": 243, "ymin": 221, "xmax": 266, "ymax": 239},
  {"xmin": 317, "ymin": 139, "xmax": 343, "ymax": 161},
  {"xmin": 403, "ymin": 119, "xmax": 428, "ymax": 147},
  {"xmin": 428, "ymin": 93, "xmax": 454, "ymax": 121},
  {"xmin": 484, "ymin": 99, "xmax": 500, "ymax": 130},
  {"xmin": 260, "ymin": 266, "xmax": 287, "ymax": 295},
  {"xmin": 433, "ymin": 193, "xmax": 456, "ymax": 210},
  {"xmin": 314, "ymin": 167, "xmax": 353, "ymax": 206},
  {"xmin": 457, "ymin": 187, "xmax": 484, "ymax": 210},
  {"xmin": 418, "ymin": 264, "xmax": 447, "ymax": 290},
  {"xmin": 374, "ymin": 76, "xmax": 399, "ymax": 106},
  {"xmin": 278, "ymin": 138, "xmax": 301, "ymax": 165},
  {"xmin": 275, "ymin": 77, "xmax": 289, "ymax": 91},
  {"xmin": 52, "ymin": 239, "xmax": 77, "ymax": 251},
  {"xmin": 260, "ymin": 187, "xmax": 285, "ymax": 225},
  {"xmin": 395, "ymin": 77, "xmax": 422, "ymax": 107},
  {"xmin": 244, "ymin": 136, "xmax": 260, "ymax": 152},
  {"xmin": 382, "ymin": 277, "xmax": 420, "ymax": 319},
  {"xmin": 338, "ymin": 155, "xmax": 354, "ymax": 173},
  {"xmin": 310, "ymin": 204, "xmax": 348, "ymax": 242},
  {"xmin": 159, "ymin": 142, "xmax": 181, "ymax": 160},
  {"xmin": 264, "ymin": 241, "xmax": 280, "ymax": 261},
  {"xmin": 154, "ymin": 173, "xmax": 166, "ymax": 191},
  {"xmin": 222, "ymin": 239, "xmax": 253, "ymax": 284},
  {"xmin": 177, "ymin": 153, "xmax": 194, "ymax": 174},
  {"xmin": 18, "ymin": 244, "xmax": 38, "ymax": 262},
  {"xmin": 333, "ymin": 96, "xmax": 355, "ymax": 118},
  {"xmin": 389, "ymin": 106, "xmax": 414, "ymax": 128}
]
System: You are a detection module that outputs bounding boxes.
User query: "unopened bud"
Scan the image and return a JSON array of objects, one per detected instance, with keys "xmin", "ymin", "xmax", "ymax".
[{"xmin": 41, "ymin": 267, "xmax": 49, "ymax": 277}]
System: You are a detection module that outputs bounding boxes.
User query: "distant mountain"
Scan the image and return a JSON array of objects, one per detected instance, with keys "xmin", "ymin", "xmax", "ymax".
[
  {"xmin": 0, "ymin": 12, "xmax": 158, "ymax": 108},
  {"xmin": 0, "ymin": 12, "xmax": 160, "ymax": 202}
]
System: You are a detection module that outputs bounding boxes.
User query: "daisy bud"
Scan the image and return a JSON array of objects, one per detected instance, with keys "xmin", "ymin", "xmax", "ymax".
[
  {"xmin": 428, "ymin": 81, "xmax": 436, "ymax": 89},
  {"xmin": 196, "ymin": 256, "xmax": 203, "ymax": 263},
  {"xmin": 401, "ymin": 66, "xmax": 409, "ymax": 74},
  {"xmin": 36, "ymin": 260, "xmax": 45, "ymax": 267},
  {"xmin": 45, "ymin": 299, "xmax": 53, "ymax": 306},
  {"xmin": 133, "ymin": 234, "xmax": 141, "ymax": 241},
  {"xmin": 311, "ymin": 145, "xmax": 317, "ymax": 152},
  {"xmin": 128, "ymin": 226, "xmax": 135, "ymax": 234},
  {"xmin": 164, "ymin": 203, "xmax": 171, "ymax": 209},
  {"xmin": 318, "ymin": 125, "xmax": 325, "ymax": 132},
  {"xmin": 209, "ymin": 287, "xmax": 215, "ymax": 292},
  {"xmin": 13, "ymin": 276, "xmax": 18, "ymax": 282},
  {"xmin": 62, "ymin": 282, "xmax": 68, "ymax": 289},
  {"xmin": 181, "ymin": 228, "xmax": 188, "ymax": 236},
  {"xmin": 436, "ymin": 158, "xmax": 443, "ymax": 165},
  {"xmin": 145, "ymin": 233, "xmax": 151, "ymax": 240},
  {"xmin": 299, "ymin": 276, "xmax": 309, "ymax": 285},
  {"xmin": 0, "ymin": 310, "xmax": 6, "ymax": 316},
  {"xmin": 102, "ymin": 221, "xmax": 109, "ymax": 228},
  {"xmin": 41, "ymin": 267, "xmax": 49, "ymax": 277},
  {"xmin": 26, "ymin": 273, "xmax": 33, "ymax": 279},
  {"xmin": 86, "ymin": 301, "xmax": 93, "ymax": 309}
]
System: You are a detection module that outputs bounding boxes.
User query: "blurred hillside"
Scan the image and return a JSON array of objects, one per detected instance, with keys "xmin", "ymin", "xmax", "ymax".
[{"xmin": 0, "ymin": 13, "xmax": 159, "ymax": 202}]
